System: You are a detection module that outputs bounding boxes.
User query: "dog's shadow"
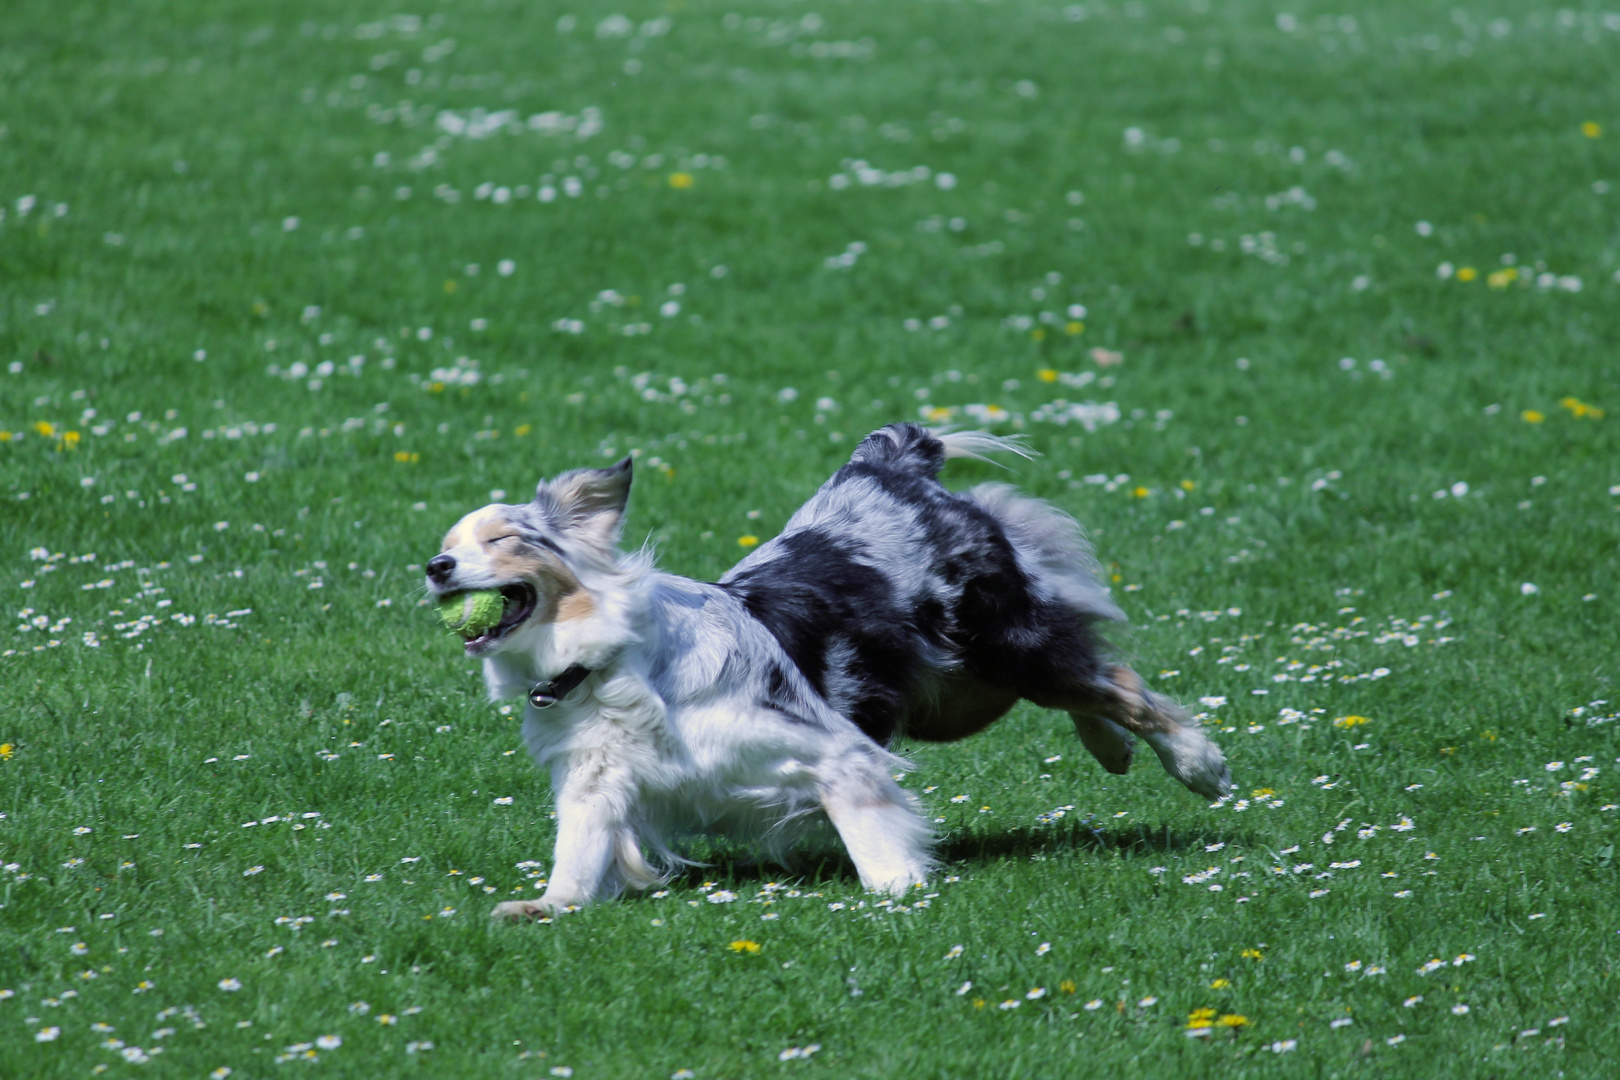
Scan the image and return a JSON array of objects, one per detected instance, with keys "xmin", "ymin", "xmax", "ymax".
[{"xmin": 655, "ymin": 819, "xmax": 1253, "ymax": 894}]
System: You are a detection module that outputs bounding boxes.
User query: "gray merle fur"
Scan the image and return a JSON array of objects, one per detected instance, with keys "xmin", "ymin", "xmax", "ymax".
[{"xmin": 721, "ymin": 423, "xmax": 1122, "ymax": 745}]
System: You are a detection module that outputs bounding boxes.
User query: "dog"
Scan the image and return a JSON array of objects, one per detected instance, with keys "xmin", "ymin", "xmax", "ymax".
[{"xmin": 424, "ymin": 423, "xmax": 1231, "ymax": 918}]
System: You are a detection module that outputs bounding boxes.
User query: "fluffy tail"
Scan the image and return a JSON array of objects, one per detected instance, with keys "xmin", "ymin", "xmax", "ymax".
[
  {"xmin": 965, "ymin": 482, "xmax": 1124, "ymax": 623},
  {"xmin": 848, "ymin": 423, "xmax": 1033, "ymax": 478}
]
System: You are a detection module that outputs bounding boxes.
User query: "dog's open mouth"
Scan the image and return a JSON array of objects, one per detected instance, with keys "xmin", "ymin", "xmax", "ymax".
[{"xmin": 457, "ymin": 583, "xmax": 538, "ymax": 654}]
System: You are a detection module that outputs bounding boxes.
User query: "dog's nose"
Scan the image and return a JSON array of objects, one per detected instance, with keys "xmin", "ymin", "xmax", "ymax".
[{"xmin": 426, "ymin": 554, "xmax": 456, "ymax": 583}]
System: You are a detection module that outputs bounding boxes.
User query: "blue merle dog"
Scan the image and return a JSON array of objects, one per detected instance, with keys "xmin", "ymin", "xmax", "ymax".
[{"xmin": 425, "ymin": 423, "xmax": 1231, "ymax": 917}]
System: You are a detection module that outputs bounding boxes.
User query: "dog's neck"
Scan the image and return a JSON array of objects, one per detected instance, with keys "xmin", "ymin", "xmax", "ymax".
[
  {"xmin": 484, "ymin": 627, "xmax": 621, "ymax": 700},
  {"xmin": 481, "ymin": 566, "xmax": 645, "ymax": 701}
]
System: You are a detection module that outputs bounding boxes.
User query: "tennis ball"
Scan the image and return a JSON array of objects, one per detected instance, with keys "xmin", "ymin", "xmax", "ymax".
[{"xmin": 438, "ymin": 590, "xmax": 507, "ymax": 638}]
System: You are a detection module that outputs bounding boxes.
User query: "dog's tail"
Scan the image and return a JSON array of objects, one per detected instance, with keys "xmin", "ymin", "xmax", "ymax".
[
  {"xmin": 937, "ymin": 428, "xmax": 1035, "ymax": 466},
  {"xmin": 848, "ymin": 423, "xmax": 1033, "ymax": 478},
  {"xmin": 965, "ymin": 482, "xmax": 1125, "ymax": 624}
]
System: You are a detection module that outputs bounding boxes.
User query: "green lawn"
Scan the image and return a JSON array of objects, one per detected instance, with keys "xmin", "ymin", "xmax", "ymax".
[{"xmin": 3, "ymin": 0, "xmax": 1618, "ymax": 1076}]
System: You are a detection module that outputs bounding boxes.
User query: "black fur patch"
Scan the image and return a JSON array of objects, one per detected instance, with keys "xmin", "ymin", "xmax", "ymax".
[{"xmin": 726, "ymin": 530, "xmax": 917, "ymax": 742}]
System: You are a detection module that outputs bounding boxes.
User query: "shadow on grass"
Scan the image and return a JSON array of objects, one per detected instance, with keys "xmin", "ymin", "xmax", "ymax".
[{"xmin": 650, "ymin": 819, "xmax": 1259, "ymax": 894}]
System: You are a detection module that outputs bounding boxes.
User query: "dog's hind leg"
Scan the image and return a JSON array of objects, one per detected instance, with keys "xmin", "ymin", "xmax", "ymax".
[
  {"xmin": 1070, "ymin": 713, "xmax": 1135, "ymax": 775},
  {"xmin": 817, "ymin": 756, "xmax": 932, "ymax": 896},
  {"xmin": 1101, "ymin": 666, "xmax": 1231, "ymax": 800},
  {"xmin": 1038, "ymin": 666, "xmax": 1231, "ymax": 801}
]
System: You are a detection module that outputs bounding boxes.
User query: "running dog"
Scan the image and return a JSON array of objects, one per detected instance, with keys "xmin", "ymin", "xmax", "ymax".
[{"xmin": 424, "ymin": 423, "xmax": 1231, "ymax": 917}]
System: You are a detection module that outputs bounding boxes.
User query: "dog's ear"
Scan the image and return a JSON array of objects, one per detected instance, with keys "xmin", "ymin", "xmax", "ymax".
[{"xmin": 537, "ymin": 457, "xmax": 633, "ymax": 549}]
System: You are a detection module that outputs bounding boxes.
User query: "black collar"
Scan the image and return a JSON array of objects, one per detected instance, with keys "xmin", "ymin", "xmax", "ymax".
[{"xmin": 528, "ymin": 665, "xmax": 592, "ymax": 709}]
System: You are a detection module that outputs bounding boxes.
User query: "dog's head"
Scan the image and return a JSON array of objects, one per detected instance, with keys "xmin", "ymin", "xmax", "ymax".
[{"xmin": 425, "ymin": 458, "xmax": 632, "ymax": 655}]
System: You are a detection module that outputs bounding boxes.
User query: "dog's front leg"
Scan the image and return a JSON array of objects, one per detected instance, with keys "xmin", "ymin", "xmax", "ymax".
[{"xmin": 491, "ymin": 794, "xmax": 620, "ymax": 920}]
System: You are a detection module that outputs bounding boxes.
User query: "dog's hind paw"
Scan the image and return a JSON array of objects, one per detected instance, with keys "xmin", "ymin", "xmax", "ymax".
[
  {"xmin": 1186, "ymin": 760, "xmax": 1234, "ymax": 803},
  {"xmin": 1146, "ymin": 724, "xmax": 1233, "ymax": 802},
  {"xmin": 1072, "ymin": 714, "xmax": 1136, "ymax": 775},
  {"xmin": 869, "ymin": 868, "xmax": 931, "ymax": 898}
]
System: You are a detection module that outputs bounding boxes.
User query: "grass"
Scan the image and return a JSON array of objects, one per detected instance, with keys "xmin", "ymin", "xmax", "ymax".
[{"xmin": 2, "ymin": 0, "xmax": 1618, "ymax": 1075}]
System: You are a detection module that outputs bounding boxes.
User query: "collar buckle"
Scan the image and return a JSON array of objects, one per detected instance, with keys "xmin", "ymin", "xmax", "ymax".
[{"xmin": 528, "ymin": 664, "xmax": 591, "ymax": 709}]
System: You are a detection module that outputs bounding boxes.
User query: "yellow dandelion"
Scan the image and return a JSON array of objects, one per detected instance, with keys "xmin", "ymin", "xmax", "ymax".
[
  {"xmin": 737, "ymin": 535, "xmax": 759, "ymax": 548},
  {"xmin": 1031, "ymin": 328, "xmax": 1046, "ymax": 341},
  {"xmin": 1131, "ymin": 486, "xmax": 1150, "ymax": 499},
  {"xmin": 1560, "ymin": 396, "xmax": 1604, "ymax": 419},
  {"xmin": 1179, "ymin": 479, "xmax": 1195, "ymax": 491},
  {"xmin": 727, "ymin": 940, "xmax": 761, "ymax": 954},
  {"xmin": 1455, "ymin": 267, "xmax": 1477, "ymax": 282},
  {"xmin": 34, "ymin": 421, "xmax": 56, "ymax": 438},
  {"xmin": 1251, "ymin": 787, "xmax": 1275, "ymax": 797},
  {"xmin": 668, "ymin": 172, "xmax": 694, "ymax": 189},
  {"xmin": 1333, "ymin": 715, "xmax": 1370, "ymax": 729},
  {"xmin": 1487, "ymin": 268, "xmax": 1517, "ymax": 289},
  {"xmin": 0, "ymin": 431, "xmax": 12, "ymax": 442},
  {"xmin": 1065, "ymin": 321, "xmax": 1084, "ymax": 335},
  {"xmin": 1521, "ymin": 409, "xmax": 1544, "ymax": 423},
  {"xmin": 1059, "ymin": 980, "xmax": 1077, "ymax": 994},
  {"xmin": 393, "ymin": 451, "xmax": 419, "ymax": 463},
  {"xmin": 1240, "ymin": 948, "xmax": 1263, "ymax": 960},
  {"xmin": 972, "ymin": 998, "xmax": 986, "ymax": 1009},
  {"xmin": 61, "ymin": 431, "xmax": 81, "ymax": 448},
  {"xmin": 1217, "ymin": 1014, "xmax": 1248, "ymax": 1028},
  {"xmin": 1582, "ymin": 121, "xmax": 1602, "ymax": 138},
  {"xmin": 1187, "ymin": 1006, "xmax": 1217, "ymax": 1029},
  {"xmin": 1210, "ymin": 978, "xmax": 1230, "ymax": 989},
  {"xmin": 1037, "ymin": 368, "xmax": 1059, "ymax": 383},
  {"xmin": 515, "ymin": 424, "xmax": 532, "ymax": 437},
  {"xmin": 0, "ymin": 742, "xmax": 14, "ymax": 759}
]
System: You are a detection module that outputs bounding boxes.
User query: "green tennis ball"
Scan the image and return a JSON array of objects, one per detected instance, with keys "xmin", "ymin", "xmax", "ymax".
[{"xmin": 438, "ymin": 590, "xmax": 507, "ymax": 638}]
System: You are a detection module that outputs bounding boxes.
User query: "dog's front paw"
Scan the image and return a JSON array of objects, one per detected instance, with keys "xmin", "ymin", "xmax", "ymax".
[
  {"xmin": 491, "ymin": 897, "xmax": 581, "ymax": 921},
  {"xmin": 491, "ymin": 900, "xmax": 551, "ymax": 921}
]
